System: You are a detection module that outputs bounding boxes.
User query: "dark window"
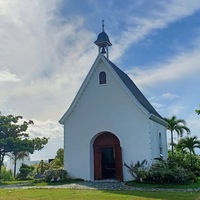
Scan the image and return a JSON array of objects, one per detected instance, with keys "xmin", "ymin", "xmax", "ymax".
[
  {"xmin": 99, "ymin": 71, "xmax": 106, "ymax": 85},
  {"xmin": 159, "ymin": 132, "xmax": 163, "ymax": 157}
]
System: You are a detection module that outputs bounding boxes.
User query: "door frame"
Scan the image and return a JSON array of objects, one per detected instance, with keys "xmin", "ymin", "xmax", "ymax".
[{"xmin": 93, "ymin": 132, "xmax": 123, "ymax": 181}]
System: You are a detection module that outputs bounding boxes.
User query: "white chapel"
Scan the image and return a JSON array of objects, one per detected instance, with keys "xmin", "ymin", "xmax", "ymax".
[{"xmin": 59, "ymin": 23, "xmax": 168, "ymax": 181}]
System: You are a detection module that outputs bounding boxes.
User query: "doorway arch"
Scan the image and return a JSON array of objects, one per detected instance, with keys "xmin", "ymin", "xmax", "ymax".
[{"xmin": 93, "ymin": 132, "xmax": 123, "ymax": 181}]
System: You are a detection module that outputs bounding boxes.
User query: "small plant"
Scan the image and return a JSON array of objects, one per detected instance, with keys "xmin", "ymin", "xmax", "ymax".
[
  {"xmin": 124, "ymin": 159, "xmax": 148, "ymax": 182},
  {"xmin": 44, "ymin": 169, "xmax": 68, "ymax": 182}
]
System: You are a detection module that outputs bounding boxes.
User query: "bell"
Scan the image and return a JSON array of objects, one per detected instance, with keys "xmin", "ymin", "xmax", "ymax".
[{"xmin": 101, "ymin": 46, "xmax": 106, "ymax": 54}]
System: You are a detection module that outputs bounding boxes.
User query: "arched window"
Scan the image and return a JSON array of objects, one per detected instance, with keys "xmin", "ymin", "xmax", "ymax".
[
  {"xmin": 159, "ymin": 132, "xmax": 163, "ymax": 158},
  {"xmin": 99, "ymin": 71, "xmax": 106, "ymax": 85}
]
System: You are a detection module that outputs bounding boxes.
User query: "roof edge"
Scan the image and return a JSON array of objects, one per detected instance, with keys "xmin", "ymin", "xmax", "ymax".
[
  {"xmin": 149, "ymin": 114, "xmax": 168, "ymax": 126},
  {"xmin": 59, "ymin": 54, "xmax": 105, "ymax": 124}
]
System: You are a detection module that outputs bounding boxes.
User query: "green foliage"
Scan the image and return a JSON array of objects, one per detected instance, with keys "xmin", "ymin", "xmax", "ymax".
[
  {"xmin": 178, "ymin": 136, "xmax": 200, "ymax": 154},
  {"xmin": 125, "ymin": 158, "xmax": 197, "ymax": 184},
  {"xmin": 7, "ymin": 151, "xmax": 30, "ymax": 177},
  {"xmin": 50, "ymin": 148, "xmax": 64, "ymax": 168},
  {"xmin": 0, "ymin": 113, "xmax": 49, "ymax": 179},
  {"xmin": 176, "ymin": 136, "xmax": 200, "ymax": 167},
  {"xmin": 168, "ymin": 150, "xmax": 200, "ymax": 177},
  {"xmin": 164, "ymin": 115, "xmax": 190, "ymax": 156},
  {"xmin": 124, "ymin": 160, "xmax": 147, "ymax": 182},
  {"xmin": 195, "ymin": 105, "xmax": 200, "ymax": 115},
  {"xmin": 44, "ymin": 169, "xmax": 68, "ymax": 182},
  {"xmin": 17, "ymin": 163, "xmax": 34, "ymax": 180},
  {"xmin": 1, "ymin": 166, "xmax": 14, "ymax": 181},
  {"xmin": 36, "ymin": 160, "xmax": 50, "ymax": 174},
  {"xmin": 146, "ymin": 160, "xmax": 196, "ymax": 184}
]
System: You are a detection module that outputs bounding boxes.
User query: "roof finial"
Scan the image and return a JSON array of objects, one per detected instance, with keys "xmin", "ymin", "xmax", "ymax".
[{"xmin": 102, "ymin": 19, "xmax": 105, "ymax": 32}]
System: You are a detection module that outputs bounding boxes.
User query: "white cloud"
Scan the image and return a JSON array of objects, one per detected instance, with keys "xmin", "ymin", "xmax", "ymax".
[
  {"xmin": 151, "ymin": 102, "xmax": 166, "ymax": 112},
  {"xmin": 1, "ymin": 0, "xmax": 200, "ymax": 120},
  {"xmin": 187, "ymin": 117, "xmax": 200, "ymax": 137},
  {"xmin": 0, "ymin": 70, "xmax": 21, "ymax": 82},
  {"xmin": 110, "ymin": 1, "xmax": 200, "ymax": 61},
  {"xmin": 0, "ymin": 0, "xmax": 97, "ymax": 120},
  {"xmin": 126, "ymin": 46, "xmax": 200, "ymax": 88},
  {"xmin": 1, "ymin": 0, "xmax": 200, "ymax": 160},
  {"xmin": 162, "ymin": 93, "xmax": 180, "ymax": 100},
  {"xmin": 28, "ymin": 119, "xmax": 63, "ymax": 161},
  {"xmin": 165, "ymin": 105, "xmax": 186, "ymax": 117}
]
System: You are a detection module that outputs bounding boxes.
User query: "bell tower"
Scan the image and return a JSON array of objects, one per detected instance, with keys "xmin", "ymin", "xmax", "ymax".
[{"xmin": 94, "ymin": 20, "xmax": 112, "ymax": 59}]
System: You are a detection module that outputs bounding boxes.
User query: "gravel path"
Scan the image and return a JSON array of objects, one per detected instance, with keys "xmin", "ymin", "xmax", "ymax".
[{"xmin": 1, "ymin": 181, "xmax": 200, "ymax": 192}]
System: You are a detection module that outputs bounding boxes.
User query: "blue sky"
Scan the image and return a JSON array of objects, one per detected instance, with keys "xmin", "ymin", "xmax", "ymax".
[{"xmin": 0, "ymin": 0, "xmax": 200, "ymax": 160}]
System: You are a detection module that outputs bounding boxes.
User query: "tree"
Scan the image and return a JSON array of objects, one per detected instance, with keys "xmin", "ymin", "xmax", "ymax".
[
  {"xmin": 17, "ymin": 163, "xmax": 34, "ymax": 180},
  {"xmin": 195, "ymin": 105, "xmax": 200, "ymax": 115},
  {"xmin": 6, "ymin": 151, "xmax": 29, "ymax": 178},
  {"xmin": 50, "ymin": 148, "xmax": 64, "ymax": 168},
  {"xmin": 37, "ymin": 160, "xmax": 49, "ymax": 174},
  {"xmin": 178, "ymin": 136, "xmax": 200, "ymax": 166},
  {"xmin": 0, "ymin": 113, "xmax": 49, "ymax": 180},
  {"xmin": 164, "ymin": 115, "xmax": 190, "ymax": 156},
  {"xmin": 55, "ymin": 148, "xmax": 64, "ymax": 166}
]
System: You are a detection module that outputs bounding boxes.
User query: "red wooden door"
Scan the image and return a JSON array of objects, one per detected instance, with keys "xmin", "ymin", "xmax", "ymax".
[
  {"xmin": 115, "ymin": 147, "xmax": 123, "ymax": 181},
  {"xmin": 93, "ymin": 132, "xmax": 123, "ymax": 181},
  {"xmin": 94, "ymin": 148, "xmax": 102, "ymax": 180}
]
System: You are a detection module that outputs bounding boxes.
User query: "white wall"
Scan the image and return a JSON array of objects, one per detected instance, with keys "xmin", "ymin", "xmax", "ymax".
[{"xmin": 149, "ymin": 120, "xmax": 168, "ymax": 161}]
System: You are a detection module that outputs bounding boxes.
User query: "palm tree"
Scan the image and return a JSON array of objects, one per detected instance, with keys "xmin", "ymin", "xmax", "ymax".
[
  {"xmin": 195, "ymin": 105, "xmax": 200, "ymax": 115},
  {"xmin": 164, "ymin": 115, "xmax": 190, "ymax": 156},
  {"xmin": 178, "ymin": 136, "xmax": 200, "ymax": 166},
  {"xmin": 7, "ymin": 151, "xmax": 29, "ymax": 177}
]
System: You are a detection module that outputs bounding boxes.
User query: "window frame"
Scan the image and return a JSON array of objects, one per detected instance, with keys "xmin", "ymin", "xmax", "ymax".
[{"xmin": 99, "ymin": 71, "xmax": 107, "ymax": 85}]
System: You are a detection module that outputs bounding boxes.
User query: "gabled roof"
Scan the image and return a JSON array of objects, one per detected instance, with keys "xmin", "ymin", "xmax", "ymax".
[{"xmin": 59, "ymin": 54, "xmax": 167, "ymax": 126}]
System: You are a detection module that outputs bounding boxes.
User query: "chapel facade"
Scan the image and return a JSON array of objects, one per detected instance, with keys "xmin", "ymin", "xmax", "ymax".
[{"xmin": 59, "ymin": 23, "xmax": 168, "ymax": 181}]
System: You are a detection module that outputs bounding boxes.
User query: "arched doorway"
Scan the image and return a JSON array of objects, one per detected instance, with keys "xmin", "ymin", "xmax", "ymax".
[{"xmin": 93, "ymin": 132, "xmax": 123, "ymax": 181}]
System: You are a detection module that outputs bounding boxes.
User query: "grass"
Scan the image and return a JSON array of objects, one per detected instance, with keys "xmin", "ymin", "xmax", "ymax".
[
  {"xmin": 0, "ymin": 180, "xmax": 30, "ymax": 186},
  {"xmin": 126, "ymin": 178, "xmax": 200, "ymax": 189},
  {"xmin": 0, "ymin": 188, "xmax": 199, "ymax": 200},
  {"xmin": 1, "ymin": 179, "xmax": 200, "ymax": 199},
  {"xmin": 0, "ymin": 178, "xmax": 84, "ymax": 187}
]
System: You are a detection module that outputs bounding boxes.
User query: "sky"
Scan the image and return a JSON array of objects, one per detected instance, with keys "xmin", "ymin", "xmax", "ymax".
[{"xmin": 1, "ymin": 0, "xmax": 200, "ymax": 160}]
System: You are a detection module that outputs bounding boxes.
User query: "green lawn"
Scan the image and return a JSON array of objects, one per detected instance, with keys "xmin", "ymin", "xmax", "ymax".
[
  {"xmin": 1, "ymin": 179, "xmax": 200, "ymax": 199},
  {"xmin": 0, "ymin": 179, "xmax": 83, "ymax": 187},
  {"xmin": 0, "ymin": 189, "xmax": 199, "ymax": 200},
  {"xmin": 126, "ymin": 178, "xmax": 200, "ymax": 189}
]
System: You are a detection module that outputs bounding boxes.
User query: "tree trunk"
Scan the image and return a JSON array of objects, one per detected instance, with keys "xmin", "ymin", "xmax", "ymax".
[
  {"xmin": 190, "ymin": 151, "xmax": 193, "ymax": 167},
  {"xmin": 14, "ymin": 158, "xmax": 17, "ymax": 178},
  {"xmin": 171, "ymin": 131, "xmax": 174, "ymax": 156}
]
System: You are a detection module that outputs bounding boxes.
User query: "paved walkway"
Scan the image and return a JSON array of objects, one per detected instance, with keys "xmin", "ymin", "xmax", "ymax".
[{"xmin": 1, "ymin": 181, "xmax": 200, "ymax": 192}]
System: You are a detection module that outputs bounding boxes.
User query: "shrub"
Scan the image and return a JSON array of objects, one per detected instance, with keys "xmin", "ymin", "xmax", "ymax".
[
  {"xmin": 1, "ymin": 166, "xmax": 14, "ymax": 181},
  {"xmin": 126, "ymin": 159, "xmax": 197, "ymax": 184},
  {"xmin": 44, "ymin": 169, "xmax": 68, "ymax": 182},
  {"xmin": 17, "ymin": 163, "xmax": 34, "ymax": 180},
  {"xmin": 124, "ymin": 159, "xmax": 148, "ymax": 182},
  {"xmin": 146, "ymin": 160, "xmax": 196, "ymax": 184},
  {"xmin": 36, "ymin": 160, "xmax": 50, "ymax": 174}
]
